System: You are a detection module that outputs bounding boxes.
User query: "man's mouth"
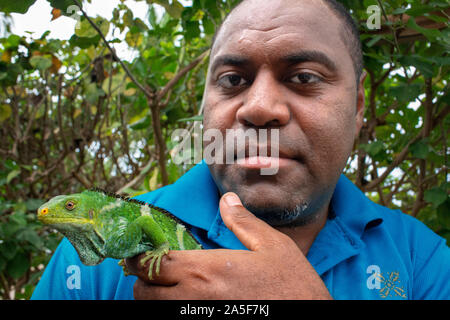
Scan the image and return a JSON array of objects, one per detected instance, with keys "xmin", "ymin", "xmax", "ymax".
[{"xmin": 234, "ymin": 147, "xmax": 296, "ymax": 170}]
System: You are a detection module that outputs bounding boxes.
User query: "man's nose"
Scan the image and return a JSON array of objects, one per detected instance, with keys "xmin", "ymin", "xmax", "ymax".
[{"xmin": 236, "ymin": 69, "xmax": 290, "ymax": 127}]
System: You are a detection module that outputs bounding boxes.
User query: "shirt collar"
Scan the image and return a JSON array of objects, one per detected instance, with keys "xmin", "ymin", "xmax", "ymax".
[
  {"xmin": 330, "ymin": 175, "xmax": 383, "ymax": 238},
  {"xmin": 306, "ymin": 175, "xmax": 384, "ymax": 275}
]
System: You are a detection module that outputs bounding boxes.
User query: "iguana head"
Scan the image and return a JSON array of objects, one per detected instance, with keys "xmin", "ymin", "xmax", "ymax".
[
  {"xmin": 37, "ymin": 191, "xmax": 108, "ymax": 265},
  {"xmin": 37, "ymin": 193, "xmax": 96, "ymax": 231}
]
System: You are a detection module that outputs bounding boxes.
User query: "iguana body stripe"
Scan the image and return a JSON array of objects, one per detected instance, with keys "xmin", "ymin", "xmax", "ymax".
[
  {"xmin": 176, "ymin": 224, "xmax": 186, "ymax": 250},
  {"xmin": 37, "ymin": 188, "xmax": 202, "ymax": 279}
]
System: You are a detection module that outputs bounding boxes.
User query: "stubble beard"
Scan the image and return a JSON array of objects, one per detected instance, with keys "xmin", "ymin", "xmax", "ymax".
[{"xmin": 242, "ymin": 200, "xmax": 323, "ymax": 227}]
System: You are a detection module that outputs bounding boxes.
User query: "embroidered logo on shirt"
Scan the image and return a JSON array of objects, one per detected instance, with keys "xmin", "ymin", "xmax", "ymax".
[
  {"xmin": 377, "ymin": 271, "xmax": 407, "ymax": 299},
  {"xmin": 366, "ymin": 265, "xmax": 407, "ymax": 299}
]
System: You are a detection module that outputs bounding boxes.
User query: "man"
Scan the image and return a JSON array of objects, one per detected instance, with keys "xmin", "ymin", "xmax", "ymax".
[{"xmin": 32, "ymin": 0, "xmax": 450, "ymax": 300}]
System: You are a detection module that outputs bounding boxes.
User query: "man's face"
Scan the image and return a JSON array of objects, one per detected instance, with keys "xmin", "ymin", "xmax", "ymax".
[{"xmin": 203, "ymin": 0, "xmax": 365, "ymax": 225}]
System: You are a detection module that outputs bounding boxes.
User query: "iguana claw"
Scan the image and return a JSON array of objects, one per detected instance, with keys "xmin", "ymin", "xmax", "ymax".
[
  {"xmin": 139, "ymin": 243, "xmax": 170, "ymax": 280},
  {"xmin": 118, "ymin": 259, "xmax": 130, "ymax": 276}
]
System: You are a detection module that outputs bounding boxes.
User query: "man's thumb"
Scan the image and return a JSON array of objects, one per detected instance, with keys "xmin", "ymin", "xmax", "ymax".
[{"xmin": 219, "ymin": 192, "xmax": 278, "ymax": 252}]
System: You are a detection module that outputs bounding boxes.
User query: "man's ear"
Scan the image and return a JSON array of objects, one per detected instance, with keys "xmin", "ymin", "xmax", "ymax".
[{"xmin": 355, "ymin": 70, "xmax": 367, "ymax": 138}]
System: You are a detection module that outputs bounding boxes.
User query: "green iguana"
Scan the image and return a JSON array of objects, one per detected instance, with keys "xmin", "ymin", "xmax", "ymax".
[{"xmin": 37, "ymin": 188, "xmax": 202, "ymax": 280}]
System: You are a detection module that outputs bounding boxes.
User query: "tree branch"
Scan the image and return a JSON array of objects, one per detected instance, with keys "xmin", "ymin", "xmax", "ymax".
[
  {"xmin": 72, "ymin": 170, "xmax": 92, "ymax": 189},
  {"xmin": 411, "ymin": 78, "xmax": 434, "ymax": 217},
  {"xmin": 362, "ymin": 104, "xmax": 448, "ymax": 192},
  {"xmin": 117, "ymin": 160, "xmax": 156, "ymax": 195},
  {"xmin": 156, "ymin": 50, "xmax": 210, "ymax": 106},
  {"xmin": 72, "ymin": 0, "xmax": 154, "ymax": 100},
  {"xmin": 149, "ymin": 102, "xmax": 169, "ymax": 185}
]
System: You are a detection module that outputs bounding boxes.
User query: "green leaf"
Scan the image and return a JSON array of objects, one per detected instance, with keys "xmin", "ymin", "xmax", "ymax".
[
  {"xmin": 362, "ymin": 140, "xmax": 384, "ymax": 157},
  {"xmin": 17, "ymin": 229, "xmax": 43, "ymax": 248},
  {"xmin": 405, "ymin": 4, "xmax": 437, "ymax": 17},
  {"xmin": 0, "ymin": 104, "xmax": 12, "ymax": 122},
  {"xmin": 125, "ymin": 30, "xmax": 143, "ymax": 47},
  {"xmin": 102, "ymin": 71, "xmax": 126, "ymax": 96},
  {"xmin": 202, "ymin": 15, "xmax": 215, "ymax": 35},
  {"xmin": 391, "ymin": 7, "xmax": 408, "ymax": 14},
  {"xmin": 46, "ymin": 0, "xmax": 74, "ymax": 12},
  {"xmin": 184, "ymin": 20, "xmax": 200, "ymax": 41},
  {"xmin": 29, "ymin": 55, "xmax": 53, "ymax": 71},
  {"xmin": 69, "ymin": 34, "xmax": 101, "ymax": 49},
  {"xmin": 389, "ymin": 83, "xmax": 421, "ymax": 103},
  {"xmin": 1, "ymin": 63, "xmax": 23, "ymax": 85},
  {"xmin": 427, "ymin": 56, "xmax": 450, "ymax": 66},
  {"xmin": 13, "ymin": 202, "xmax": 27, "ymax": 215},
  {"xmin": 130, "ymin": 115, "xmax": 151, "ymax": 131},
  {"xmin": 406, "ymin": 17, "xmax": 442, "ymax": 41},
  {"xmin": 147, "ymin": 5, "xmax": 159, "ymax": 29},
  {"xmin": 398, "ymin": 55, "xmax": 434, "ymax": 78},
  {"xmin": 133, "ymin": 18, "xmax": 148, "ymax": 32},
  {"xmin": 6, "ymin": 169, "xmax": 20, "ymax": 183},
  {"xmin": 0, "ymin": 242, "xmax": 17, "ymax": 261},
  {"xmin": 25, "ymin": 199, "xmax": 45, "ymax": 211},
  {"xmin": 366, "ymin": 35, "xmax": 383, "ymax": 48},
  {"xmin": 6, "ymin": 251, "xmax": 29, "ymax": 279},
  {"xmin": 9, "ymin": 212, "xmax": 27, "ymax": 227},
  {"xmin": 5, "ymin": 34, "xmax": 22, "ymax": 49},
  {"xmin": 177, "ymin": 115, "xmax": 203, "ymax": 122},
  {"xmin": 148, "ymin": 167, "xmax": 159, "ymax": 191},
  {"xmin": 148, "ymin": 0, "xmax": 184, "ymax": 19},
  {"xmin": 424, "ymin": 187, "xmax": 448, "ymax": 207},
  {"xmin": 409, "ymin": 140, "xmax": 429, "ymax": 159},
  {"xmin": 437, "ymin": 199, "xmax": 450, "ymax": 229},
  {"xmin": 191, "ymin": 9, "xmax": 205, "ymax": 21},
  {"xmin": 85, "ymin": 82, "xmax": 105, "ymax": 104},
  {"xmin": 75, "ymin": 16, "xmax": 110, "ymax": 38},
  {"xmin": 0, "ymin": 0, "xmax": 36, "ymax": 14},
  {"xmin": 425, "ymin": 13, "xmax": 450, "ymax": 24}
]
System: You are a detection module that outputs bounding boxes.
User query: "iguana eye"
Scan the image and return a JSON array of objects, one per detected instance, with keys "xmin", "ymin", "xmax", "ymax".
[{"xmin": 65, "ymin": 201, "xmax": 76, "ymax": 211}]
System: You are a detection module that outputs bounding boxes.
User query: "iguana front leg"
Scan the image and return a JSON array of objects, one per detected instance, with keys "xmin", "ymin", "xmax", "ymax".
[
  {"xmin": 132, "ymin": 215, "xmax": 170, "ymax": 280},
  {"xmin": 113, "ymin": 215, "xmax": 170, "ymax": 280}
]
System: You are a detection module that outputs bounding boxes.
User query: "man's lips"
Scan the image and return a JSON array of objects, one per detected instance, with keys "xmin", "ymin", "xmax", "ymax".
[
  {"xmin": 236, "ymin": 156, "xmax": 294, "ymax": 169},
  {"xmin": 234, "ymin": 147, "xmax": 298, "ymax": 169},
  {"xmin": 234, "ymin": 145, "xmax": 294, "ymax": 159}
]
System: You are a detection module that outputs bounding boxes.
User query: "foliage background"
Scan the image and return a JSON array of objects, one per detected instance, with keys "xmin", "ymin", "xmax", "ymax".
[{"xmin": 0, "ymin": 0, "xmax": 448, "ymax": 299}]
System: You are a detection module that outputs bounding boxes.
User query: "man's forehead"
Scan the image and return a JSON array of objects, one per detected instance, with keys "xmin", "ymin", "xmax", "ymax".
[
  {"xmin": 225, "ymin": 0, "xmax": 329, "ymax": 27},
  {"xmin": 211, "ymin": 0, "xmax": 343, "ymax": 59}
]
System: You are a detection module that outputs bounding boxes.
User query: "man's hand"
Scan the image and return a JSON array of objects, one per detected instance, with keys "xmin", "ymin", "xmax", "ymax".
[{"xmin": 125, "ymin": 192, "xmax": 332, "ymax": 299}]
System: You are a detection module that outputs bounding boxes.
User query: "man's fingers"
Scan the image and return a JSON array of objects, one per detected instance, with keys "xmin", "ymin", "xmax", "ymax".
[
  {"xmin": 125, "ymin": 249, "xmax": 207, "ymax": 285},
  {"xmin": 219, "ymin": 192, "xmax": 285, "ymax": 252}
]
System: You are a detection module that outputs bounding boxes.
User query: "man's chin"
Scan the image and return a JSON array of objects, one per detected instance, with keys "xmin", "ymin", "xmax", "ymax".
[
  {"xmin": 242, "ymin": 201, "xmax": 317, "ymax": 227},
  {"xmin": 209, "ymin": 163, "xmax": 319, "ymax": 225}
]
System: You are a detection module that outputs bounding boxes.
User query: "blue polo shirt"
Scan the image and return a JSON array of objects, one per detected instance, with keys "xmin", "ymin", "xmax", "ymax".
[{"xmin": 31, "ymin": 161, "xmax": 450, "ymax": 300}]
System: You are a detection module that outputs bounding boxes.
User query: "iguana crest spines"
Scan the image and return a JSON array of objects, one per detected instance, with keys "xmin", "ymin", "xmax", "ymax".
[{"xmin": 87, "ymin": 187, "xmax": 202, "ymax": 247}]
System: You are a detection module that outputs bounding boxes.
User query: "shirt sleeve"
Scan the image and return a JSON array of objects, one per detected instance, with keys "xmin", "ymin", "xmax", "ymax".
[
  {"xmin": 412, "ymin": 232, "xmax": 450, "ymax": 299},
  {"xmin": 31, "ymin": 238, "xmax": 136, "ymax": 300},
  {"xmin": 31, "ymin": 238, "xmax": 84, "ymax": 299}
]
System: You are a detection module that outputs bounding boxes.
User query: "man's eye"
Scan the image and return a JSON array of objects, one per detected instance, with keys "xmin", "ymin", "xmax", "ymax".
[
  {"xmin": 217, "ymin": 74, "xmax": 247, "ymax": 89},
  {"xmin": 289, "ymin": 73, "xmax": 321, "ymax": 84}
]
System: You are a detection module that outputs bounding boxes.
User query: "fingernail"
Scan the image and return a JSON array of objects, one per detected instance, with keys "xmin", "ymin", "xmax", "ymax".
[{"xmin": 224, "ymin": 193, "xmax": 242, "ymax": 207}]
